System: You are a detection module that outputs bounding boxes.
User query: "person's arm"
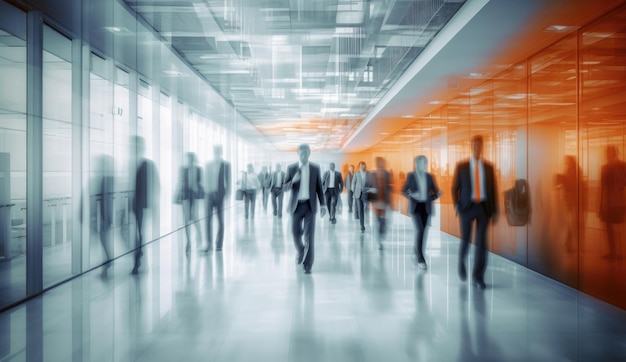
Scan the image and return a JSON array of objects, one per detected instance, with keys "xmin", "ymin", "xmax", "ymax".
[
  {"xmin": 316, "ymin": 168, "xmax": 327, "ymax": 217},
  {"xmin": 429, "ymin": 173, "xmax": 442, "ymax": 201}
]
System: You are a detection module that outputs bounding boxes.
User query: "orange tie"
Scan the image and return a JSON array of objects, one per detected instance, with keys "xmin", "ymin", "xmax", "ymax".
[{"xmin": 474, "ymin": 163, "xmax": 481, "ymax": 202}]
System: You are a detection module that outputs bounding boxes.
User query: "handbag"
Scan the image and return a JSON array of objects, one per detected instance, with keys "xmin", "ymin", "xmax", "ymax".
[{"xmin": 235, "ymin": 189, "xmax": 244, "ymax": 201}]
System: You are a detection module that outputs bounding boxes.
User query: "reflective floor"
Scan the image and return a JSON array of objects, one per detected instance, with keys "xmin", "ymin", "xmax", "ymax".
[{"xmin": 1, "ymin": 200, "xmax": 626, "ymax": 361}]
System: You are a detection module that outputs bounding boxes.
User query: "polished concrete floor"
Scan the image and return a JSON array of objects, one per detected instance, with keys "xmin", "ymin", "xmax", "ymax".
[{"xmin": 1, "ymin": 200, "xmax": 626, "ymax": 362}]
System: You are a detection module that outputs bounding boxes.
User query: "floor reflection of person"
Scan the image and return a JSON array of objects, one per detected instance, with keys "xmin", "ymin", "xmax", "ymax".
[
  {"xmin": 131, "ymin": 136, "xmax": 160, "ymax": 275},
  {"xmin": 599, "ymin": 145, "xmax": 626, "ymax": 260},
  {"xmin": 402, "ymin": 155, "xmax": 442, "ymax": 270}
]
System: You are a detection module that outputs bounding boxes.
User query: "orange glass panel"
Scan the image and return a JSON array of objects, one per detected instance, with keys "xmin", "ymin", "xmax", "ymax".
[
  {"xmin": 528, "ymin": 34, "xmax": 579, "ymax": 288},
  {"xmin": 579, "ymin": 4, "xmax": 626, "ymax": 309}
]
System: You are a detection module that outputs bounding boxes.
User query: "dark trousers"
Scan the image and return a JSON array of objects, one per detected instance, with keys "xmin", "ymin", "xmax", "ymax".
[
  {"xmin": 292, "ymin": 201, "xmax": 315, "ymax": 271},
  {"xmin": 373, "ymin": 206, "xmax": 386, "ymax": 239},
  {"xmin": 325, "ymin": 188, "xmax": 338, "ymax": 220},
  {"xmin": 356, "ymin": 197, "xmax": 366, "ymax": 229},
  {"xmin": 271, "ymin": 187, "xmax": 284, "ymax": 216},
  {"xmin": 261, "ymin": 187, "xmax": 269, "ymax": 211},
  {"xmin": 347, "ymin": 190, "xmax": 354, "ymax": 212},
  {"xmin": 133, "ymin": 207, "xmax": 144, "ymax": 271},
  {"xmin": 411, "ymin": 203, "xmax": 429, "ymax": 263},
  {"xmin": 459, "ymin": 202, "xmax": 489, "ymax": 282},
  {"xmin": 244, "ymin": 189, "xmax": 257, "ymax": 218},
  {"xmin": 206, "ymin": 192, "xmax": 225, "ymax": 249}
]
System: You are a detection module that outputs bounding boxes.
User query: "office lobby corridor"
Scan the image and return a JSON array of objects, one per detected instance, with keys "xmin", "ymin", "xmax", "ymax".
[{"xmin": 1, "ymin": 199, "xmax": 626, "ymax": 362}]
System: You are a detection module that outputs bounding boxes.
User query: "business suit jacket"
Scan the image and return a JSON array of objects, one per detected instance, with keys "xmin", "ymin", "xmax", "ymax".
[
  {"xmin": 180, "ymin": 165, "xmax": 202, "ymax": 200},
  {"xmin": 370, "ymin": 170, "xmax": 392, "ymax": 205},
  {"xmin": 206, "ymin": 160, "xmax": 231, "ymax": 199},
  {"xmin": 402, "ymin": 171, "xmax": 440, "ymax": 215},
  {"xmin": 322, "ymin": 170, "xmax": 344, "ymax": 194},
  {"xmin": 133, "ymin": 159, "xmax": 160, "ymax": 213},
  {"xmin": 283, "ymin": 162, "xmax": 326, "ymax": 214},
  {"xmin": 345, "ymin": 171, "xmax": 354, "ymax": 192},
  {"xmin": 269, "ymin": 170, "xmax": 286, "ymax": 189},
  {"xmin": 351, "ymin": 171, "xmax": 371, "ymax": 202},
  {"xmin": 452, "ymin": 160, "xmax": 498, "ymax": 218}
]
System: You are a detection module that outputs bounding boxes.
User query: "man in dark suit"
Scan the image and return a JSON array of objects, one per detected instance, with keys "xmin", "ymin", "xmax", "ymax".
[
  {"xmin": 283, "ymin": 144, "xmax": 327, "ymax": 274},
  {"xmin": 131, "ymin": 136, "xmax": 160, "ymax": 275},
  {"xmin": 322, "ymin": 162, "xmax": 343, "ymax": 224},
  {"xmin": 452, "ymin": 135, "xmax": 498, "ymax": 289},
  {"xmin": 270, "ymin": 163, "xmax": 285, "ymax": 218},
  {"xmin": 204, "ymin": 144, "xmax": 231, "ymax": 252},
  {"xmin": 352, "ymin": 161, "xmax": 371, "ymax": 233},
  {"xmin": 402, "ymin": 155, "xmax": 442, "ymax": 269}
]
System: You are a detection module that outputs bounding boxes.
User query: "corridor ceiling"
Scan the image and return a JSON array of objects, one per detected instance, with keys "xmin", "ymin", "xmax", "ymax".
[{"xmin": 123, "ymin": 0, "xmax": 623, "ymax": 152}]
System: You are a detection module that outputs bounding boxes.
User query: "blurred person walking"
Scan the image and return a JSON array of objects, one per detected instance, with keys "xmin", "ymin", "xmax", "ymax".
[
  {"xmin": 204, "ymin": 145, "xmax": 231, "ymax": 252},
  {"xmin": 131, "ymin": 136, "xmax": 160, "ymax": 275},
  {"xmin": 242, "ymin": 163, "xmax": 260, "ymax": 219},
  {"xmin": 258, "ymin": 166, "xmax": 272, "ymax": 214},
  {"xmin": 345, "ymin": 165, "xmax": 356, "ymax": 216},
  {"xmin": 283, "ymin": 144, "xmax": 327, "ymax": 274},
  {"xmin": 322, "ymin": 162, "xmax": 343, "ymax": 224},
  {"xmin": 352, "ymin": 161, "xmax": 371, "ymax": 233},
  {"xmin": 370, "ymin": 157, "xmax": 391, "ymax": 250},
  {"xmin": 452, "ymin": 135, "xmax": 498, "ymax": 289},
  {"xmin": 175, "ymin": 152, "xmax": 204, "ymax": 253},
  {"xmin": 402, "ymin": 155, "xmax": 442, "ymax": 269},
  {"xmin": 270, "ymin": 163, "xmax": 286, "ymax": 218}
]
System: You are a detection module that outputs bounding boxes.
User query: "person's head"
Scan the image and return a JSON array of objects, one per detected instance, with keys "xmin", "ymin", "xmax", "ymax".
[
  {"xmin": 214, "ymin": 144, "xmax": 223, "ymax": 160},
  {"xmin": 275, "ymin": 163, "xmax": 282, "ymax": 172},
  {"xmin": 415, "ymin": 155, "xmax": 428, "ymax": 173},
  {"xmin": 298, "ymin": 144, "xmax": 311, "ymax": 165},
  {"xmin": 247, "ymin": 163, "xmax": 254, "ymax": 173},
  {"xmin": 186, "ymin": 152, "xmax": 196, "ymax": 165},
  {"xmin": 349, "ymin": 165, "xmax": 354, "ymax": 172},
  {"xmin": 329, "ymin": 162, "xmax": 335, "ymax": 171},
  {"xmin": 261, "ymin": 166, "xmax": 268, "ymax": 173},
  {"xmin": 375, "ymin": 157, "xmax": 385, "ymax": 170},
  {"xmin": 359, "ymin": 161, "xmax": 366, "ymax": 172},
  {"xmin": 471, "ymin": 135, "xmax": 484, "ymax": 160}
]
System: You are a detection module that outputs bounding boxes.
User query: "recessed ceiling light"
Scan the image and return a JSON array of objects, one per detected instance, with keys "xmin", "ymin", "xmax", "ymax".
[
  {"xmin": 401, "ymin": 114, "xmax": 415, "ymax": 118},
  {"xmin": 469, "ymin": 72, "xmax": 482, "ymax": 78},
  {"xmin": 545, "ymin": 25, "xmax": 576, "ymax": 32}
]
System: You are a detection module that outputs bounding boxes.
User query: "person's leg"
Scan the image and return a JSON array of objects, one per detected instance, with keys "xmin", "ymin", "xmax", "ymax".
[
  {"xmin": 277, "ymin": 191, "xmax": 284, "ymax": 217},
  {"xmin": 206, "ymin": 194, "xmax": 216, "ymax": 250},
  {"xmin": 473, "ymin": 204, "xmax": 489, "ymax": 284},
  {"xmin": 292, "ymin": 203, "xmax": 305, "ymax": 263},
  {"xmin": 182, "ymin": 199, "xmax": 192, "ymax": 250},
  {"xmin": 358, "ymin": 199, "xmax": 365, "ymax": 231},
  {"xmin": 458, "ymin": 206, "xmax": 475, "ymax": 281},
  {"xmin": 347, "ymin": 190, "xmax": 354, "ymax": 212},
  {"xmin": 244, "ymin": 191, "xmax": 250, "ymax": 218},
  {"xmin": 250, "ymin": 190, "xmax": 257, "ymax": 218},
  {"xmin": 331, "ymin": 189, "xmax": 338, "ymax": 220},
  {"xmin": 325, "ymin": 191, "xmax": 332, "ymax": 220},
  {"xmin": 271, "ymin": 188, "xmax": 278, "ymax": 216},
  {"xmin": 216, "ymin": 196, "xmax": 225, "ymax": 250},
  {"xmin": 302, "ymin": 205, "xmax": 315, "ymax": 271},
  {"xmin": 132, "ymin": 208, "xmax": 144, "ymax": 274}
]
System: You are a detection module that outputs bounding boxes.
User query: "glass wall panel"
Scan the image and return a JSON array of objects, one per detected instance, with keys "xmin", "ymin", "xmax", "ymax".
[
  {"xmin": 159, "ymin": 92, "xmax": 173, "ymax": 235},
  {"xmin": 0, "ymin": 2, "xmax": 27, "ymax": 310},
  {"xmin": 113, "ymin": 67, "xmax": 132, "ymax": 258},
  {"xmin": 42, "ymin": 25, "xmax": 74, "ymax": 287},
  {"xmin": 492, "ymin": 64, "xmax": 529, "ymax": 265},
  {"xmin": 579, "ymin": 5, "xmax": 626, "ymax": 309},
  {"xmin": 528, "ymin": 34, "xmax": 579, "ymax": 287}
]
